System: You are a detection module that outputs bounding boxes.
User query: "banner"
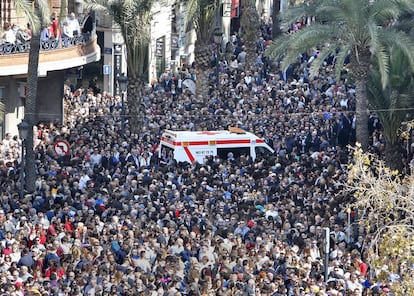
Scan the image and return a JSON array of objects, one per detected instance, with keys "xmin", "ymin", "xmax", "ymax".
[
  {"xmin": 231, "ymin": 0, "xmax": 240, "ymax": 18},
  {"xmin": 155, "ymin": 37, "xmax": 165, "ymax": 57},
  {"xmin": 171, "ymin": 34, "xmax": 179, "ymax": 49}
]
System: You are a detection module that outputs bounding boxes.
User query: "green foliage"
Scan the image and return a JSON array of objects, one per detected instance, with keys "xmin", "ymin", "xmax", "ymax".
[
  {"xmin": 266, "ymin": 0, "xmax": 414, "ymax": 85},
  {"xmin": 346, "ymin": 147, "xmax": 414, "ymax": 295},
  {"xmin": 86, "ymin": 0, "xmax": 153, "ymax": 78},
  {"xmin": 266, "ymin": 0, "xmax": 414, "ymax": 149},
  {"xmin": 368, "ymin": 48, "xmax": 414, "ymax": 147},
  {"xmin": 14, "ymin": 0, "xmax": 50, "ymax": 32},
  {"xmin": 183, "ymin": 0, "xmax": 220, "ymax": 43}
]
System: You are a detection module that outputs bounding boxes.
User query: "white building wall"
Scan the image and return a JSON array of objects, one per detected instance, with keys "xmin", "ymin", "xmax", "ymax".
[{"xmin": 149, "ymin": 2, "xmax": 174, "ymax": 82}]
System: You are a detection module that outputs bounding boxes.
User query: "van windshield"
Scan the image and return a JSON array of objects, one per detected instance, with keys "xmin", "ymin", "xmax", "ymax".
[
  {"xmin": 255, "ymin": 146, "xmax": 273, "ymax": 159},
  {"xmin": 217, "ymin": 147, "xmax": 250, "ymax": 160}
]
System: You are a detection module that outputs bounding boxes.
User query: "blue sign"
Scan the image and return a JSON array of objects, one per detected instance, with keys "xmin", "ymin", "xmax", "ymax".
[
  {"xmin": 104, "ymin": 47, "xmax": 112, "ymax": 55},
  {"xmin": 103, "ymin": 65, "xmax": 111, "ymax": 75}
]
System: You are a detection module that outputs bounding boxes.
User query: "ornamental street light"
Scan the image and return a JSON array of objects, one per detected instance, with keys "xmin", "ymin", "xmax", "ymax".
[
  {"xmin": 117, "ymin": 73, "xmax": 128, "ymax": 135},
  {"xmin": 18, "ymin": 119, "xmax": 30, "ymax": 199},
  {"xmin": 213, "ymin": 27, "xmax": 223, "ymax": 91}
]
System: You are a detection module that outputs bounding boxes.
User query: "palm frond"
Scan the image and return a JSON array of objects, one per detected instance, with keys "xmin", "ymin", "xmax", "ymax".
[
  {"xmin": 308, "ymin": 45, "xmax": 335, "ymax": 78},
  {"xmin": 334, "ymin": 45, "xmax": 351, "ymax": 79},
  {"xmin": 184, "ymin": 0, "xmax": 200, "ymax": 32},
  {"xmin": 267, "ymin": 24, "xmax": 336, "ymax": 71},
  {"xmin": 368, "ymin": 48, "xmax": 414, "ymax": 144},
  {"xmin": 85, "ymin": 0, "xmax": 153, "ymax": 78},
  {"xmin": 14, "ymin": 0, "xmax": 50, "ymax": 32},
  {"xmin": 379, "ymin": 29, "xmax": 414, "ymax": 73},
  {"xmin": 375, "ymin": 44, "xmax": 390, "ymax": 89}
]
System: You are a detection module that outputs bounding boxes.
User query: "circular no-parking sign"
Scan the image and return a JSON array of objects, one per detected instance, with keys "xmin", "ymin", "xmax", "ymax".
[{"xmin": 54, "ymin": 140, "xmax": 70, "ymax": 156}]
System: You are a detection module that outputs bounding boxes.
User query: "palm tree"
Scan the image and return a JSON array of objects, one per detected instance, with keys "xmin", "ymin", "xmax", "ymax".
[
  {"xmin": 15, "ymin": 0, "xmax": 50, "ymax": 193},
  {"xmin": 87, "ymin": 0, "xmax": 153, "ymax": 134},
  {"xmin": 240, "ymin": 0, "xmax": 261, "ymax": 71},
  {"xmin": 272, "ymin": 0, "xmax": 282, "ymax": 39},
  {"xmin": 184, "ymin": 0, "xmax": 221, "ymax": 101},
  {"xmin": 266, "ymin": 0, "xmax": 414, "ymax": 150},
  {"xmin": 368, "ymin": 48, "xmax": 414, "ymax": 170}
]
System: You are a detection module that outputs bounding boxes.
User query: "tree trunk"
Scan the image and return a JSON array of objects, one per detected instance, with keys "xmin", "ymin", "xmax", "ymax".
[
  {"xmin": 354, "ymin": 79, "xmax": 369, "ymax": 150},
  {"xmin": 351, "ymin": 51, "xmax": 371, "ymax": 151},
  {"xmin": 272, "ymin": 0, "xmax": 282, "ymax": 39},
  {"xmin": 195, "ymin": 68, "xmax": 210, "ymax": 105},
  {"xmin": 25, "ymin": 19, "xmax": 41, "ymax": 193},
  {"xmin": 384, "ymin": 141, "xmax": 404, "ymax": 171},
  {"xmin": 194, "ymin": 40, "xmax": 212, "ymax": 104},
  {"xmin": 126, "ymin": 76, "xmax": 145, "ymax": 135},
  {"xmin": 240, "ymin": 0, "xmax": 260, "ymax": 71}
]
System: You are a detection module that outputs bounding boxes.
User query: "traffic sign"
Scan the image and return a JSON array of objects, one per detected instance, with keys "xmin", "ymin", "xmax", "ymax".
[
  {"xmin": 54, "ymin": 140, "xmax": 70, "ymax": 156},
  {"xmin": 103, "ymin": 64, "xmax": 111, "ymax": 75}
]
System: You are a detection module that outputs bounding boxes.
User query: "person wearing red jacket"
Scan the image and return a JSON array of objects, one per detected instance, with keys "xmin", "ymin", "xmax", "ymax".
[
  {"xmin": 354, "ymin": 256, "xmax": 368, "ymax": 276},
  {"xmin": 45, "ymin": 260, "xmax": 65, "ymax": 279}
]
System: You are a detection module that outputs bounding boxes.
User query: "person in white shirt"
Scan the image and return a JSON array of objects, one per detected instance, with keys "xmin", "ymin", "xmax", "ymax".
[
  {"xmin": 131, "ymin": 250, "xmax": 151, "ymax": 273},
  {"xmin": 62, "ymin": 20, "xmax": 73, "ymax": 40},
  {"xmin": 2, "ymin": 23, "xmax": 16, "ymax": 44},
  {"xmin": 79, "ymin": 171, "xmax": 91, "ymax": 190},
  {"xmin": 309, "ymin": 240, "xmax": 321, "ymax": 262},
  {"xmin": 68, "ymin": 12, "xmax": 81, "ymax": 37},
  {"xmin": 139, "ymin": 150, "xmax": 152, "ymax": 167},
  {"xmin": 89, "ymin": 148, "xmax": 102, "ymax": 166},
  {"xmin": 37, "ymin": 212, "xmax": 50, "ymax": 230},
  {"xmin": 331, "ymin": 224, "xmax": 346, "ymax": 243}
]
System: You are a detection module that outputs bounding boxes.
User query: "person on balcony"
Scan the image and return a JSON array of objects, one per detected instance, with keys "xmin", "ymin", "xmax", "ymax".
[
  {"xmin": 1, "ymin": 22, "xmax": 16, "ymax": 44},
  {"xmin": 68, "ymin": 12, "xmax": 81, "ymax": 37},
  {"xmin": 50, "ymin": 11, "xmax": 59, "ymax": 39},
  {"xmin": 61, "ymin": 20, "xmax": 73, "ymax": 47},
  {"xmin": 81, "ymin": 9, "xmax": 93, "ymax": 39},
  {"xmin": 40, "ymin": 26, "xmax": 50, "ymax": 49}
]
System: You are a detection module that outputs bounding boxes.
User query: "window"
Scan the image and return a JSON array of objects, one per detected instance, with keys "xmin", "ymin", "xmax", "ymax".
[
  {"xmin": 255, "ymin": 146, "xmax": 273, "ymax": 158},
  {"xmin": 217, "ymin": 147, "xmax": 250, "ymax": 160}
]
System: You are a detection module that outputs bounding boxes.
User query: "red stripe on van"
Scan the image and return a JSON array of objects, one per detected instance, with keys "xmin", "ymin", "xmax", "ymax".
[
  {"xmin": 183, "ymin": 147, "xmax": 195, "ymax": 163},
  {"xmin": 189, "ymin": 141, "xmax": 209, "ymax": 146},
  {"xmin": 163, "ymin": 138, "xmax": 263, "ymax": 146},
  {"xmin": 216, "ymin": 139, "xmax": 251, "ymax": 145}
]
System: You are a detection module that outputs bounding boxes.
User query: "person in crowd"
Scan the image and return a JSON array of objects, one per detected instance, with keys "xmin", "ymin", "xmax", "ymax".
[
  {"xmin": 0, "ymin": 17, "xmax": 396, "ymax": 296},
  {"xmin": 1, "ymin": 22, "xmax": 16, "ymax": 44},
  {"xmin": 81, "ymin": 9, "xmax": 93, "ymax": 35},
  {"xmin": 67, "ymin": 12, "xmax": 81, "ymax": 37}
]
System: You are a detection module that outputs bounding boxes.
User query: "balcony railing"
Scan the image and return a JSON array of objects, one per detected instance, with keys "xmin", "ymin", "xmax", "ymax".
[
  {"xmin": 0, "ymin": 33, "xmax": 100, "ymax": 76},
  {"xmin": 0, "ymin": 34, "xmax": 92, "ymax": 55}
]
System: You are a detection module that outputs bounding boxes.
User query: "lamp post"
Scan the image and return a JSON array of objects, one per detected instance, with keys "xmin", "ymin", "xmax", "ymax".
[
  {"xmin": 18, "ymin": 119, "xmax": 30, "ymax": 199},
  {"xmin": 213, "ymin": 27, "xmax": 223, "ymax": 91},
  {"xmin": 323, "ymin": 227, "xmax": 330, "ymax": 283},
  {"xmin": 117, "ymin": 73, "xmax": 128, "ymax": 135},
  {"xmin": 346, "ymin": 207, "xmax": 352, "ymax": 243}
]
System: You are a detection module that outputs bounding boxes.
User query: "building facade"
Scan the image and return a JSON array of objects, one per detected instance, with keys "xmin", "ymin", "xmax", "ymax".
[{"xmin": 0, "ymin": 0, "xmax": 100, "ymax": 137}]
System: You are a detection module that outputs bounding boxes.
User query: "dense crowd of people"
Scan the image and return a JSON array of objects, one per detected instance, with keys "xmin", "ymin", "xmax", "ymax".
[{"xmin": 0, "ymin": 17, "xmax": 397, "ymax": 296}]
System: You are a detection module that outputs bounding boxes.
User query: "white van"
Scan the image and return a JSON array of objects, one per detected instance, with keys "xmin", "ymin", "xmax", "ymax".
[{"xmin": 159, "ymin": 127, "xmax": 274, "ymax": 163}]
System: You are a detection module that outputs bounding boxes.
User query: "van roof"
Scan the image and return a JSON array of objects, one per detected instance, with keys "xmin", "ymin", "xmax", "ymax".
[{"xmin": 161, "ymin": 128, "xmax": 262, "ymax": 141}]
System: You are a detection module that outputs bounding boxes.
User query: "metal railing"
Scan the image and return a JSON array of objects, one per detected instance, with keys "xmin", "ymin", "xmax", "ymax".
[{"xmin": 0, "ymin": 34, "xmax": 92, "ymax": 55}]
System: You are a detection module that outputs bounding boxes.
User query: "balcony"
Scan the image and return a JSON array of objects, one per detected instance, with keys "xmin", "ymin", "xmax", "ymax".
[{"xmin": 0, "ymin": 35, "xmax": 101, "ymax": 76}]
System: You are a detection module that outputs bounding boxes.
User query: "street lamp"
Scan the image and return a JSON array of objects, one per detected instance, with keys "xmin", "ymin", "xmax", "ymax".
[
  {"xmin": 18, "ymin": 119, "xmax": 30, "ymax": 199},
  {"xmin": 117, "ymin": 73, "xmax": 128, "ymax": 135},
  {"xmin": 213, "ymin": 27, "xmax": 223, "ymax": 91},
  {"xmin": 346, "ymin": 207, "xmax": 352, "ymax": 243},
  {"xmin": 323, "ymin": 227, "xmax": 330, "ymax": 283}
]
